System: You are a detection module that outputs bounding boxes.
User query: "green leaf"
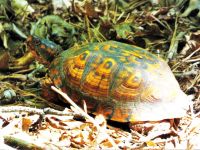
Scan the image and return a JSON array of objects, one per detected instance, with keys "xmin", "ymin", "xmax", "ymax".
[{"xmin": 11, "ymin": 0, "xmax": 34, "ymax": 17}]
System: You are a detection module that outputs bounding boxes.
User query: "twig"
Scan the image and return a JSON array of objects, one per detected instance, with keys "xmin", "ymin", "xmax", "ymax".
[
  {"xmin": 185, "ymin": 58, "xmax": 200, "ymax": 63},
  {"xmin": 85, "ymin": 16, "xmax": 91, "ymax": 42},
  {"xmin": 167, "ymin": 15, "xmax": 186, "ymax": 61},
  {"xmin": 150, "ymin": 14, "xmax": 172, "ymax": 32},
  {"xmin": 186, "ymin": 74, "xmax": 200, "ymax": 92},
  {"xmin": 0, "ymin": 74, "xmax": 27, "ymax": 81},
  {"xmin": 43, "ymin": 107, "xmax": 75, "ymax": 116},
  {"xmin": 0, "ymin": 106, "xmax": 75, "ymax": 116},
  {"xmin": 0, "ymin": 106, "xmax": 44, "ymax": 115},
  {"xmin": 174, "ymin": 70, "xmax": 199, "ymax": 77},
  {"xmin": 167, "ymin": 31, "xmax": 185, "ymax": 60},
  {"xmin": 4, "ymin": 135, "xmax": 43, "ymax": 150},
  {"xmin": 182, "ymin": 47, "xmax": 200, "ymax": 62},
  {"xmin": 51, "ymin": 86, "xmax": 118, "ymax": 149}
]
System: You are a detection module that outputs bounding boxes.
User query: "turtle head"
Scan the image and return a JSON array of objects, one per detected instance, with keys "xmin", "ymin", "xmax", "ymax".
[{"xmin": 26, "ymin": 36, "xmax": 62, "ymax": 66}]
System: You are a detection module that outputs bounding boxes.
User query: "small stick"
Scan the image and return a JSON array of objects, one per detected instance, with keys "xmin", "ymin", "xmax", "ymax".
[
  {"xmin": 182, "ymin": 47, "xmax": 200, "ymax": 62},
  {"xmin": 0, "ymin": 106, "xmax": 44, "ymax": 115},
  {"xmin": 0, "ymin": 106, "xmax": 75, "ymax": 116},
  {"xmin": 51, "ymin": 86, "xmax": 118, "ymax": 149},
  {"xmin": 174, "ymin": 70, "xmax": 198, "ymax": 77},
  {"xmin": 4, "ymin": 135, "xmax": 43, "ymax": 150}
]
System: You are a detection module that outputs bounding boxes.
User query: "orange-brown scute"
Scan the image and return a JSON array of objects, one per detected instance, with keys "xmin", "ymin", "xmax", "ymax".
[
  {"xmin": 65, "ymin": 51, "xmax": 90, "ymax": 87},
  {"xmin": 111, "ymin": 71, "xmax": 142, "ymax": 101},
  {"xmin": 81, "ymin": 58, "xmax": 117, "ymax": 98}
]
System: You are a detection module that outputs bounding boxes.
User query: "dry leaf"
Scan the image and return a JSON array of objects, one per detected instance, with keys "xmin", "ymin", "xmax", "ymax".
[
  {"xmin": 0, "ymin": 51, "xmax": 9, "ymax": 70},
  {"xmin": 146, "ymin": 140, "xmax": 157, "ymax": 147},
  {"xmin": 22, "ymin": 117, "xmax": 32, "ymax": 132}
]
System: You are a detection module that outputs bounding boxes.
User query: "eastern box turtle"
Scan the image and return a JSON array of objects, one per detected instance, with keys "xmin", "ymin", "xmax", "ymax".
[{"xmin": 26, "ymin": 36, "xmax": 191, "ymax": 123}]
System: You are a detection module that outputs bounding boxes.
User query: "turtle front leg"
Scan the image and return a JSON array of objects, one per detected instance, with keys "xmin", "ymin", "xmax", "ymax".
[{"xmin": 41, "ymin": 78, "xmax": 59, "ymax": 103}]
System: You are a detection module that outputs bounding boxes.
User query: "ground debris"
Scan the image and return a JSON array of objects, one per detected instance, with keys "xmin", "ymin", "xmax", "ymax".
[{"xmin": 0, "ymin": 96, "xmax": 199, "ymax": 149}]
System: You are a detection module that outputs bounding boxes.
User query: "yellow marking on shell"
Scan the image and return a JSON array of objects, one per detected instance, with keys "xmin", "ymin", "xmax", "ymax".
[
  {"xmin": 103, "ymin": 45, "xmax": 110, "ymax": 51},
  {"xmin": 90, "ymin": 56, "xmax": 102, "ymax": 68},
  {"xmin": 146, "ymin": 63, "xmax": 160, "ymax": 73},
  {"xmin": 119, "ymin": 57, "xmax": 126, "ymax": 62},
  {"xmin": 145, "ymin": 57, "xmax": 163, "ymax": 73},
  {"xmin": 67, "ymin": 61, "xmax": 85, "ymax": 86},
  {"xmin": 98, "ymin": 58, "xmax": 116, "ymax": 74},
  {"xmin": 126, "ymin": 56, "xmax": 140, "ymax": 64},
  {"xmin": 121, "ymin": 51, "xmax": 132, "ymax": 57},
  {"xmin": 113, "ymin": 85, "xmax": 140, "ymax": 100},
  {"xmin": 82, "ymin": 72, "xmax": 110, "ymax": 97},
  {"xmin": 65, "ymin": 51, "xmax": 90, "ymax": 87},
  {"xmin": 112, "ymin": 71, "xmax": 141, "ymax": 101},
  {"xmin": 112, "ymin": 44, "xmax": 118, "ymax": 48},
  {"xmin": 140, "ymin": 86, "xmax": 156, "ymax": 102},
  {"xmin": 125, "ymin": 72, "xmax": 141, "ymax": 89},
  {"xmin": 94, "ymin": 46, "xmax": 99, "ymax": 51},
  {"xmin": 107, "ymin": 42, "xmax": 118, "ymax": 49},
  {"xmin": 131, "ymin": 52, "xmax": 143, "ymax": 59},
  {"xmin": 81, "ymin": 58, "xmax": 117, "ymax": 98},
  {"xmin": 121, "ymin": 49, "xmax": 143, "ymax": 59}
]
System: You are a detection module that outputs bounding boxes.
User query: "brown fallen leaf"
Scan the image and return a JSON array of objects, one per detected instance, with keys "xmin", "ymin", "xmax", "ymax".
[
  {"xmin": 0, "ymin": 51, "xmax": 9, "ymax": 70},
  {"xmin": 22, "ymin": 117, "xmax": 32, "ymax": 132}
]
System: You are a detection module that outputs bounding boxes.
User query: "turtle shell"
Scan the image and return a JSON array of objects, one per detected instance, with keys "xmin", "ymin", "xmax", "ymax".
[{"xmin": 27, "ymin": 37, "xmax": 190, "ymax": 123}]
